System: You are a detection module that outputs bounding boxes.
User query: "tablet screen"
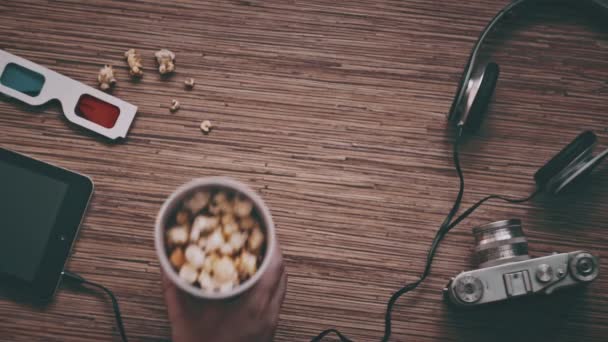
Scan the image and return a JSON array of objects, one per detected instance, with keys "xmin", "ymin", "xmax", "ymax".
[{"xmin": 0, "ymin": 160, "xmax": 68, "ymax": 282}]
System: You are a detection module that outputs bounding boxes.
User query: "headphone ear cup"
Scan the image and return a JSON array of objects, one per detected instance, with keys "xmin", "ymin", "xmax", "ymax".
[
  {"xmin": 552, "ymin": 147, "xmax": 608, "ymax": 195},
  {"xmin": 463, "ymin": 62, "xmax": 500, "ymax": 133},
  {"xmin": 534, "ymin": 131, "xmax": 597, "ymax": 193}
]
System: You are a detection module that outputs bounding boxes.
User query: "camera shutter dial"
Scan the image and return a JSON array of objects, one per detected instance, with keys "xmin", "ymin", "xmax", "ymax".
[{"xmin": 535, "ymin": 264, "xmax": 553, "ymax": 283}]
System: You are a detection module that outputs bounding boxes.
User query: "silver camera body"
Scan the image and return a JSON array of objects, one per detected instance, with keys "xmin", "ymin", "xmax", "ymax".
[{"xmin": 444, "ymin": 219, "xmax": 599, "ymax": 306}]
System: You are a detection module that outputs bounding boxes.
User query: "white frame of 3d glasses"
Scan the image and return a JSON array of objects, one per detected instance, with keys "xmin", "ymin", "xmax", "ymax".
[{"xmin": 0, "ymin": 49, "xmax": 137, "ymax": 140}]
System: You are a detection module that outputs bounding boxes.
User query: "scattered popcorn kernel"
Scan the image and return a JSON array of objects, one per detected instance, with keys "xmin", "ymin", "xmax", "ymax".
[
  {"xmin": 170, "ymin": 99, "xmax": 180, "ymax": 113},
  {"xmin": 184, "ymin": 78, "xmax": 195, "ymax": 89},
  {"xmin": 185, "ymin": 191, "xmax": 210, "ymax": 213},
  {"xmin": 97, "ymin": 65, "xmax": 116, "ymax": 91},
  {"xmin": 200, "ymin": 120, "xmax": 212, "ymax": 133},
  {"xmin": 248, "ymin": 226, "xmax": 264, "ymax": 252},
  {"xmin": 229, "ymin": 232, "xmax": 247, "ymax": 251},
  {"xmin": 198, "ymin": 271, "xmax": 214, "ymax": 291},
  {"xmin": 213, "ymin": 256, "xmax": 238, "ymax": 284},
  {"xmin": 155, "ymin": 48, "xmax": 175, "ymax": 74},
  {"xmin": 176, "ymin": 210, "xmax": 190, "ymax": 226},
  {"xmin": 169, "ymin": 247, "xmax": 186, "ymax": 269},
  {"xmin": 237, "ymin": 250, "xmax": 257, "ymax": 277},
  {"xmin": 206, "ymin": 229, "xmax": 225, "ymax": 252},
  {"xmin": 234, "ymin": 197, "xmax": 253, "ymax": 218},
  {"xmin": 223, "ymin": 221, "xmax": 239, "ymax": 238},
  {"xmin": 179, "ymin": 263, "xmax": 198, "ymax": 284},
  {"xmin": 167, "ymin": 225, "xmax": 189, "ymax": 246},
  {"xmin": 240, "ymin": 216, "xmax": 256, "ymax": 231},
  {"xmin": 124, "ymin": 49, "xmax": 143, "ymax": 77},
  {"xmin": 185, "ymin": 244, "xmax": 206, "ymax": 269}
]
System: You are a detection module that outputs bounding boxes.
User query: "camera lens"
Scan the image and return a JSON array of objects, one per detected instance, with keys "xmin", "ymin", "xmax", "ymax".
[{"xmin": 473, "ymin": 219, "xmax": 530, "ymax": 268}]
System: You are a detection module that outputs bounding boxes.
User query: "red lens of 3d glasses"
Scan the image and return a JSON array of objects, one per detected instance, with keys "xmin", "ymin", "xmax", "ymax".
[{"xmin": 75, "ymin": 94, "xmax": 120, "ymax": 128}]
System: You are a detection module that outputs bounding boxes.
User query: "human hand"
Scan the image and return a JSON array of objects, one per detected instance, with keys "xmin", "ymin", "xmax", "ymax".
[{"xmin": 162, "ymin": 245, "xmax": 287, "ymax": 342}]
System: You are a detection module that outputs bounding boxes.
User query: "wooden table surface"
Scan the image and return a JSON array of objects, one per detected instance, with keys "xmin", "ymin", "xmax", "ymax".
[{"xmin": 1, "ymin": 0, "xmax": 607, "ymax": 341}]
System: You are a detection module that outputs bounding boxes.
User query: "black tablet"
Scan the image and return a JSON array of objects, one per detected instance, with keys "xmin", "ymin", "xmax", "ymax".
[{"xmin": 0, "ymin": 147, "xmax": 93, "ymax": 300}]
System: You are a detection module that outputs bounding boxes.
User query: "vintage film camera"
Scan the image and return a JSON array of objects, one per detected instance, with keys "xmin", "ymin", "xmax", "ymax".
[{"xmin": 443, "ymin": 219, "xmax": 599, "ymax": 306}]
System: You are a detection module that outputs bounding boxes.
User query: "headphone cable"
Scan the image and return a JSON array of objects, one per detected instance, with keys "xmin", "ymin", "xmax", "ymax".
[
  {"xmin": 311, "ymin": 126, "xmax": 539, "ymax": 342},
  {"xmin": 62, "ymin": 270, "xmax": 128, "ymax": 342}
]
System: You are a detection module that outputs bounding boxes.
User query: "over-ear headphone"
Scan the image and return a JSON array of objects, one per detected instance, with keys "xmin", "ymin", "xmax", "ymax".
[{"xmin": 448, "ymin": 0, "xmax": 608, "ymax": 195}]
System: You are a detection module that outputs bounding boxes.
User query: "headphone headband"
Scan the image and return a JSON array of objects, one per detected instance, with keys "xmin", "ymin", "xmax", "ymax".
[{"xmin": 448, "ymin": 0, "xmax": 608, "ymax": 127}]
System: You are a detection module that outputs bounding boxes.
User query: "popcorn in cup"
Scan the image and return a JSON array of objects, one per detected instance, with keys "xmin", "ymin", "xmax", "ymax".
[{"xmin": 155, "ymin": 177, "xmax": 276, "ymax": 299}]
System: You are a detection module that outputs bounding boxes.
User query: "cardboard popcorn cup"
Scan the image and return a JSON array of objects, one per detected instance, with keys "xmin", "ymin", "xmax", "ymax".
[{"xmin": 155, "ymin": 177, "xmax": 276, "ymax": 300}]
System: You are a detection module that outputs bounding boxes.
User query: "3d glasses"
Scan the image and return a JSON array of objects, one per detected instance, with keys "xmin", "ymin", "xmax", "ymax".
[{"xmin": 0, "ymin": 49, "xmax": 137, "ymax": 140}]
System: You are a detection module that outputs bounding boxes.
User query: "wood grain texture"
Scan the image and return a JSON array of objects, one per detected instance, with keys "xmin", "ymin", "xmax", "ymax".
[{"xmin": 1, "ymin": 0, "xmax": 607, "ymax": 341}]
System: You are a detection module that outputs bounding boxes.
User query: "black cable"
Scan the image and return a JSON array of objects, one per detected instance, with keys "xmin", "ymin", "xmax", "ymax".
[
  {"xmin": 312, "ymin": 329, "xmax": 354, "ymax": 342},
  {"xmin": 446, "ymin": 190, "xmax": 540, "ymax": 231},
  {"xmin": 311, "ymin": 126, "xmax": 539, "ymax": 342},
  {"xmin": 379, "ymin": 127, "xmax": 467, "ymax": 342},
  {"xmin": 312, "ymin": 128, "xmax": 466, "ymax": 342},
  {"xmin": 62, "ymin": 270, "xmax": 128, "ymax": 342}
]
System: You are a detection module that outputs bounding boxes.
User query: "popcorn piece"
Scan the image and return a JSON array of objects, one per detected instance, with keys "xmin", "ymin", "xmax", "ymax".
[
  {"xmin": 208, "ymin": 201, "xmax": 221, "ymax": 215},
  {"xmin": 176, "ymin": 210, "xmax": 190, "ymax": 226},
  {"xmin": 97, "ymin": 65, "xmax": 116, "ymax": 91},
  {"xmin": 203, "ymin": 253, "xmax": 219, "ymax": 273},
  {"xmin": 166, "ymin": 225, "xmax": 189, "ymax": 246},
  {"xmin": 200, "ymin": 120, "xmax": 212, "ymax": 133},
  {"xmin": 184, "ymin": 191, "xmax": 210, "ymax": 213},
  {"xmin": 197, "ymin": 237, "xmax": 208, "ymax": 249},
  {"xmin": 214, "ymin": 191, "xmax": 229, "ymax": 204},
  {"xmin": 248, "ymin": 226, "xmax": 264, "ymax": 252},
  {"xmin": 170, "ymin": 99, "xmax": 180, "ymax": 113},
  {"xmin": 179, "ymin": 263, "xmax": 198, "ymax": 284},
  {"xmin": 169, "ymin": 247, "xmax": 186, "ymax": 269},
  {"xmin": 206, "ymin": 229, "xmax": 225, "ymax": 253},
  {"xmin": 240, "ymin": 216, "xmax": 256, "ymax": 231},
  {"xmin": 124, "ymin": 49, "xmax": 143, "ymax": 77},
  {"xmin": 192, "ymin": 215, "xmax": 219, "ymax": 234},
  {"xmin": 185, "ymin": 244, "xmax": 206, "ymax": 269},
  {"xmin": 213, "ymin": 193, "xmax": 233, "ymax": 215},
  {"xmin": 213, "ymin": 256, "xmax": 238, "ymax": 284},
  {"xmin": 219, "ymin": 282, "xmax": 235, "ymax": 293},
  {"xmin": 220, "ymin": 201, "xmax": 234, "ymax": 215},
  {"xmin": 228, "ymin": 232, "xmax": 247, "ymax": 251},
  {"xmin": 191, "ymin": 215, "xmax": 220, "ymax": 242},
  {"xmin": 190, "ymin": 226, "xmax": 200, "ymax": 243},
  {"xmin": 221, "ymin": 213, "xmax": 235, "ymax": 226},
  {"xmin": 155, "ymin": 49, "xmax": 175, "ymax": 74},
  {"xmin": 222, "ymin": 221, "xmax": 239, "ymax": 238},
  {"xmin": 234, "ymin": 197, "xmax": 253, "ymax": 218},
  {"xmin": 198, "ymin": 271, "xmax": 215, "ymax": 291},
  {"xmin": 184, "ymin": 78, "xmax": 195, "ymax": 89},
  {"xmin": 237, "ymin": 250, "xmax": 257, "ymax": 277},
  {"xmin": 220, "ymin": 243, "xmax": 234, "ymax": 256}
]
